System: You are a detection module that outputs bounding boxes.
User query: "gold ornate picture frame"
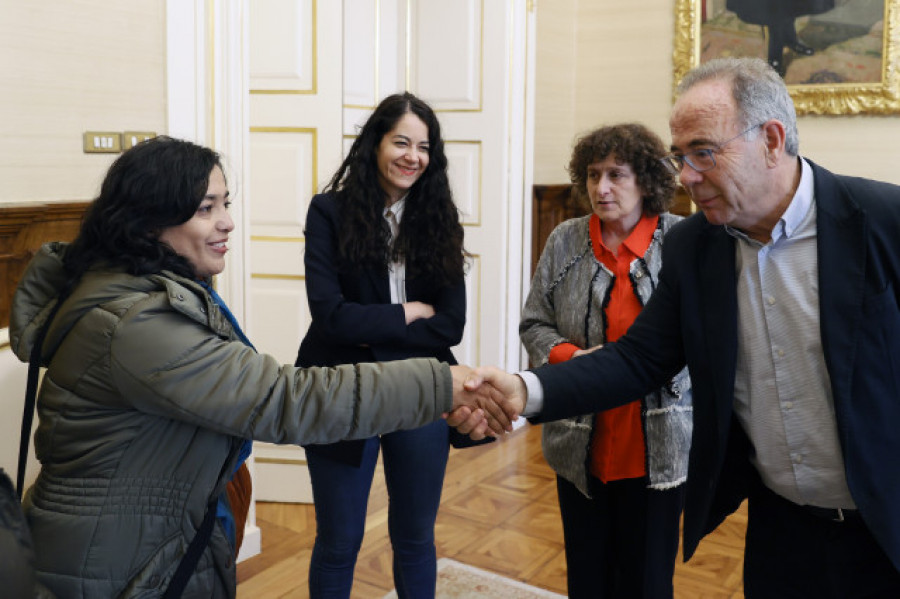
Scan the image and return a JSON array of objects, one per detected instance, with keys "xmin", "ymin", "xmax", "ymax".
[{"xmin": 673, "ymin": 0, "xmax": 900, "ymax": 115}]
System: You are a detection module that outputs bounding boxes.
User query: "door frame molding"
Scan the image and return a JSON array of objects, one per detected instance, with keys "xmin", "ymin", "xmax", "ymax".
[
  {"xmin": 165, "ymin": 0, "xmax": 260, "ymax": 562},
  {"xmin": 505, "ymin": 0, "xmax": 536, "ymax": 371}
]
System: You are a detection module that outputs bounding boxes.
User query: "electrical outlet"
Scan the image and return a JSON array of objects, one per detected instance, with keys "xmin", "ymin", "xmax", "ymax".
[
  {"xmin": 123, "ymin": 131, "xmax": 157, "ymax": 150},
  {"xmin": 83, "ymin": 132, "xmax": 122, "ymax": 153}
]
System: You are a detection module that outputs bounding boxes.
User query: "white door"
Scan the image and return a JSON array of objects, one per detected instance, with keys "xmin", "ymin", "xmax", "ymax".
[
  {"xmin": 343, "ymin": 0, "xmax": 534, "ymax": 371},
  {"xmin": 246, "ymin": 0, "xmax": 534, "ymax": 502},
  {"xmin": 245, "ymin": 0, "xmax": 343, "ymax": 503}
]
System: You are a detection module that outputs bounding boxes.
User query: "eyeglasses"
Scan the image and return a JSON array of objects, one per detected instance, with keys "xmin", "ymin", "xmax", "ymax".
[{"xmin": 660, "ymin": 124, "xmax": 763, "ymax": 175}]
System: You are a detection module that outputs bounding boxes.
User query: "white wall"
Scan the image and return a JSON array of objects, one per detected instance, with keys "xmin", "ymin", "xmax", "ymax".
[
  {"xmin": 533, "ymin": 0, "xmax": 577, "ymax": 184},
  {"xmin": 0, "ymin": 1, "xmax": 167, "ymax": 204},
  {"xmin": 534, "ymin": 0, "xmax": 900, "ymax": 186},
  {"xmin": 0, "ymin": 0, "xmax": 167, "ymax": 479}
]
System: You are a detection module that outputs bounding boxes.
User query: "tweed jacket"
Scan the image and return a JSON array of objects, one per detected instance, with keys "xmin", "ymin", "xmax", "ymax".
[
  {"xmin": 521, "ymin": 213, "xmax": 692, "ymax": 495},
  {"xmin": 9, "ymin": 242, "xmax": 452, "ymax": 599}
]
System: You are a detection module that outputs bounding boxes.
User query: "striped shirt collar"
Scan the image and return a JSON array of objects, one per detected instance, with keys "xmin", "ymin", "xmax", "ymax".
[{"xmin": 383, "ymin": 195, "xmax": 407, "ymax": 223}]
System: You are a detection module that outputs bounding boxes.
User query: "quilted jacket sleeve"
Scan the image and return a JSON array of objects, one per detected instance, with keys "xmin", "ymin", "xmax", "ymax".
[{"xmin": 105, "ymin": 293, "xmax": 453, "ymax": 445}]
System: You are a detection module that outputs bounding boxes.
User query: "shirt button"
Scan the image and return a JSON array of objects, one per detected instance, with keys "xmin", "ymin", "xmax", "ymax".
[
  {"xmin": 783, "ymin": 401, "xmax": 793, "ymax": 410},
  {"xmin": 635, "ymin": 271, "xmax": 643, "ymax": 279},
  {"xmin": 777, "ymin": 349, "xmax": 785, "ymax": 357},
  {"xmin": 794, "ymin": 454, "xmax": 803, "ymax": 465},
  {"xmin": 766, "ymin": 296, "xmax": 776, "ymax": 306}
]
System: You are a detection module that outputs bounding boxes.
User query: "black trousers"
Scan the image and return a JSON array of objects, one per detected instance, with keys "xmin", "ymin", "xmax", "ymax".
[
  {"xmin": 767, "ymin": 17, "xmax": 800, "ymax": 64},
  {"xmin": 556, "ymin": 474, "xmax": 684, "ymax": 599},
  {"xmin": 744, "ymin": 478, "xmax": 900, "ymax": 598}
]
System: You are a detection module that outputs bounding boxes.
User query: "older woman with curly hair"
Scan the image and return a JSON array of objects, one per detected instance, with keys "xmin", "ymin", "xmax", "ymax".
[
  {"xmin": 295, "ymin": 92, "xmax": 473, "ymax": 598},
  {"xmin": 520, "ymin": 123, "xmax": 693, "ymax": 598}
]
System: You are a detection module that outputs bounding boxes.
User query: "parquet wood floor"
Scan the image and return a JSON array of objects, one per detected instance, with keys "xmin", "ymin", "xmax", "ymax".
[{"xmin": 237, "ymin": 424, "xmax": 746, "ymax": 598}]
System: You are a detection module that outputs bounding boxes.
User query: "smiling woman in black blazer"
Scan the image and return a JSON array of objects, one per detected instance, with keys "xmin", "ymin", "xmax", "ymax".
[{"xmin": 295, "ymin": 92, "xmax": 468, "ymax": 599}]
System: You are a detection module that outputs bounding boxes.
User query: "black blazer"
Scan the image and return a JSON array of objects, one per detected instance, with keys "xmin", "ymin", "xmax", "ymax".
[
  {"xmin": 296, "ymin": 193, "xmax": 470, "ymax": 465},
  {"xmin": 530, "ymin": 160, "xmax": 900, "ymax": 571}
]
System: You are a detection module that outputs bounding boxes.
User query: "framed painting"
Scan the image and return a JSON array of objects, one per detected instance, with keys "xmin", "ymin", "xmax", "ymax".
[{"xmin": 673, "ymin": 0, "xmax": 900, "ymax": 114}]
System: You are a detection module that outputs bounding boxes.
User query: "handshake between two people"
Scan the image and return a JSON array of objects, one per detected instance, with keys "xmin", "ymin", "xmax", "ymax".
[{"xmin": 445, "ymin": 365, "xmax": 528, "ymax": 440}]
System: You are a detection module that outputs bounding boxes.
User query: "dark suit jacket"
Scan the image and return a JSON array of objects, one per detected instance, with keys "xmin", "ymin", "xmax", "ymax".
[
  {"xmin": 296, "ymin": 192, "xmax": 469, "ymax": 465},
  {"xmin": 530, "ymin": 160, "xmax": 900, "ymax": 571}
]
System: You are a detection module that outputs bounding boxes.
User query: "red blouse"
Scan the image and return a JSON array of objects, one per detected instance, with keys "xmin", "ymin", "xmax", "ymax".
[{"xmin": 548, "ymin": 213, "xmax": 658, "ymax": 483}]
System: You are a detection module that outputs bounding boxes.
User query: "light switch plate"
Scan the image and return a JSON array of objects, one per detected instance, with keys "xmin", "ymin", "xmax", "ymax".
[
  {"xmin": 83, "ymin": 132, "xmax": 122, "ymax": 153},
  {"xmin": 123, "ymin": 131, "xmax": 157, "ymax": 150}
]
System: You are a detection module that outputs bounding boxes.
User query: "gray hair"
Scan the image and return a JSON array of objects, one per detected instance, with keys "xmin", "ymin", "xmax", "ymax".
[{"xmin": 677, "ymin": 57, "xmax": 799, "ymax": 156}]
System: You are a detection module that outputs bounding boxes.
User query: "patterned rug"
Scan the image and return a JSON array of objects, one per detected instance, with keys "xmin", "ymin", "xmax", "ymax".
[{"xmin": 382, "ymin": 558, "xmax": 565, "ymax": 599}]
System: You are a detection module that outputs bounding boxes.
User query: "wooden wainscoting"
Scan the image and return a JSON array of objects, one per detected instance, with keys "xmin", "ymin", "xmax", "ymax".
[
  {"xmin": 0, "ymin": 202, "xmax": 89, "ymax": 330},
  {"xmin": 531, "ymin": 184, "xmax": 585, "ymax": 275}
]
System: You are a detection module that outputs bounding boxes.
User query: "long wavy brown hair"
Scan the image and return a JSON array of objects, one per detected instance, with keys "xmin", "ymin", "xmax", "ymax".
[{"xmin": 323, "ymin": 92, "xmax": 466, "ymax": 286}]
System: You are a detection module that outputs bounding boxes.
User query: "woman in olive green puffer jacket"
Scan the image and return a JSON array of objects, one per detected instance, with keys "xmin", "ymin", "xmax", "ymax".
[{"xmin": 9, "ymin": 137, "xmax": 498, "ymax": 599}]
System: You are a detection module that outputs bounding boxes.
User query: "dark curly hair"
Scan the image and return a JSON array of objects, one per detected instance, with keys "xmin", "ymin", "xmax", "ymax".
[
  {"xmin": 323, "ymin": 92, "xmax": 466, "ymax": 286},
  {"xmin": 567, "ymin": 123, "xmax": 676, "ymax": 216},
  {"xmin": 64, "ymin": 136, "xmax": 223, "ymax": 282}
]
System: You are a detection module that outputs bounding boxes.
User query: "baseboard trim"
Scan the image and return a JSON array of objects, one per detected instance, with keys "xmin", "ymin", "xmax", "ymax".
[{"xmin": 237, "ymin": 525, "xmax": 261, "ymax": 563}]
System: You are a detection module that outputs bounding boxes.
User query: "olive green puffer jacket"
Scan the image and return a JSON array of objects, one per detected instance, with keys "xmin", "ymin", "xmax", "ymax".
[{"xmin": 9, "ymin": 242, "xmax": 452, "ymax": 598}]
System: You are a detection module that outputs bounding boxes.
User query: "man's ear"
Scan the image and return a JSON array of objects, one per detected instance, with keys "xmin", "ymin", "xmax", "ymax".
[{"xmin": 761, "ymin": 120, "xmax": 787, "ymax": 167}]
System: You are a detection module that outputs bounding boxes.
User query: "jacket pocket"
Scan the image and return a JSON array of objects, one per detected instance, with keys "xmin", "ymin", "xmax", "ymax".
[{"xmin": 116, "ymin": 528, "xmax": 219, "ymax": 598}]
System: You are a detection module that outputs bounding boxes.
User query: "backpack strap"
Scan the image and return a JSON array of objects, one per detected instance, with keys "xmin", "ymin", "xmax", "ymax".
[
  {"xmin": 161, "ymin": 496, "xmax": 218, "ymax": 599},
  {"xmin": 17, "ymin": 295, "xmax": 69, "ymax": 500}
]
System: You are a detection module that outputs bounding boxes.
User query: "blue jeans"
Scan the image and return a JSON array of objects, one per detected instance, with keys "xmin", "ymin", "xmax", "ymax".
[{"xmin": 307, "ymin": 420, "xmax": 450, "ymax": 599}]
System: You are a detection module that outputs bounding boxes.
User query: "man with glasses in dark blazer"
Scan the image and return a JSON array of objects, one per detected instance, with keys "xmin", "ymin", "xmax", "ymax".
[{"xmin": 459, "ymin": 57, "xmax": 900, "ymax": 598}]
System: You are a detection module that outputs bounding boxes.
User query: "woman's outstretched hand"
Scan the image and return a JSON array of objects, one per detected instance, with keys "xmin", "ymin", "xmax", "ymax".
[{"xmin": 445, "ymin": 365, "xmax": 527, "ymax": 439}]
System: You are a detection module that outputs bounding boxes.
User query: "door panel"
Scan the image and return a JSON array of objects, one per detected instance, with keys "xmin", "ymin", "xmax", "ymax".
[{"xmin": 248, "ymin": 0, "xmax": 341, "ymax": 503}]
